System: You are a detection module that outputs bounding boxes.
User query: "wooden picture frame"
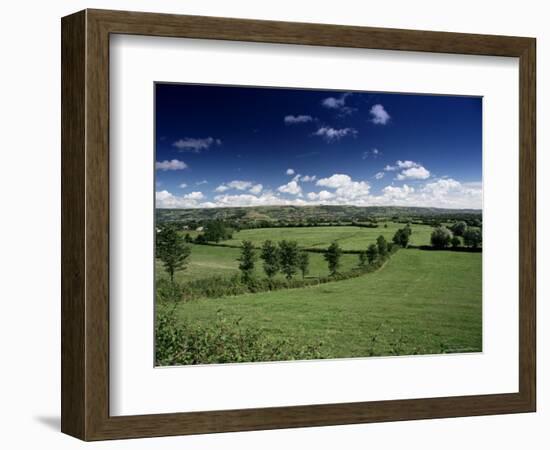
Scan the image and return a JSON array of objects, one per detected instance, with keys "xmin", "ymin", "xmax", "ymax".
[{"xmin": 61, "ymin": 9, "xmax": 536, "ymax": 441}]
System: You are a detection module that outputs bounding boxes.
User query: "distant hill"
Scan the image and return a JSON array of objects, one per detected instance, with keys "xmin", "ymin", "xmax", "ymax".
[{"xmin": 157, "ymin": 205, "xmax": 481, "ymax": 224}]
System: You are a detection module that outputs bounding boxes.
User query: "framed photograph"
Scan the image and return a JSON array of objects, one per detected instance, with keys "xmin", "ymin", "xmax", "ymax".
[{"xmin": 61, "ymin": 9, "xmax": 536, "ymax": 441}]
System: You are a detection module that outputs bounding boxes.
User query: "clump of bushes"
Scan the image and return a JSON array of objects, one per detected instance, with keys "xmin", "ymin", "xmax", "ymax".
[{"xmin": 155, "ymin": 308, "xmax": 324, "ymax": 365}]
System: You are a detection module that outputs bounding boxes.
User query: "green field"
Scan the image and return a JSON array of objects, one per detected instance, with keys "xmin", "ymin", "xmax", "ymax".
[
  {"xmin": 156, "ymin": 243, "xmax": 361, "ymax": 283},
  {"xmin": 159, "ymin": 249, "xmax": 482, "ymax": 358},
  {"xmin": 218, "ymin": 223, "xmax": 433, "ymax": 250}
]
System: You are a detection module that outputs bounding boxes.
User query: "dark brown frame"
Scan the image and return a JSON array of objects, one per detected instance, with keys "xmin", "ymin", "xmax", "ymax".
[{"xmin": 61, "ymin": 9, "xmax": 536, "ymax": 441}]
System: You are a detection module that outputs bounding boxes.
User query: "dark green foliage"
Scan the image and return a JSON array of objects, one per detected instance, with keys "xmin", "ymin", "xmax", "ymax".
[
  {"xmin": 184, "ymin": 233, "xmax": 193, "ymax": 243},
  {"xmin": 366, "ymin": 243, "xmax": 379, "ymax": 264},
  {"xmin": 298, "ymin": 251, "xmax": 310, "ymax": 279},
  {"xmin": 194, "ymin": 234, "xmax": 207, "ymax": 244},
  {"xmin": 237, "ymin": 241, "xmax": 256, "ymax": 283},
  {"xmin": 278, "ymin": 240, "xmax": 299, "ymax": 279},
  {"xmin": 155, "ymin": 278, "xmax": 184, "ymax": 303},
  {"xmin": 450, "ymin": 220, "xmax": 468, "ymax": 237},
  {"xmin": 324, "ymin": 241, "xmax": 343, "ymax": 276},
  {"xmin": 358, "ymin": 251, "xmax": 368, "ymax": 268},
  {"xmin": 430, "ymin": 226, "xmax": 453, "ymax": 249},
  {"xmin": 260, "ymin": 240, "xmax": 280, "ymax": 279},
  {"xmin": 376, "ymin": 235, "xmax": 388, "ymax": 256},
  {"xmin": 155, "ymin": 308, "xmax": 323, "ymax": 365},
  {"xmin": 204, "ymin": 220, "xmax": 233, "ymax": 242},
  {"xmin": 463, "ymin": 228, "xmax": 482, "ymax": 248},
  {"xmin": 392, "ymin": 224, "xmax": 412, "ymax": 248},
  {"xmin": 156, "ymin": 225, "xmax": 191, "ymax": 282},
  {"xmin": 451, "ymin": 236, "xmax": 461, "ymax": 248}
]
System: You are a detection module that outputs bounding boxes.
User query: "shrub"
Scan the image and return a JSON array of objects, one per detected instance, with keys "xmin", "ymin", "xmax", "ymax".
[
  {"xmin": 155, "ymin": 308, "xmax": 324, "ymax": 365},
  {"xmin": 156, "ymin": 279, "xmax": 184, "ymax": 303},
  {"xmin": 430, "ymin": 226, "xmax": 452, "ymax": 249}
]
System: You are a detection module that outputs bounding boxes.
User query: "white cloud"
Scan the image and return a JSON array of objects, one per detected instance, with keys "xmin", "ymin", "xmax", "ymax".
[
  {"xmin": 184, "ymin": 191, "xmax": 204, "ymax": 200},
  {"xmin": 155, "ymin": 190, "xmax": 204, "ymax": 208},
  {"xmin": 300, "ymin": 175, "xmax": 317, "ymax": 182},
  {"xmin": 179, "ymin": 183, "xmax": 188, "ymax": 188},
  {"xmin": 315, "ymin": 174, "xmax": 371, "ymax": 202},
  {"xmin": 284, "ymin": 115, "xmax": 313, "ymax": 124},
  {"xmin": 396, "ymin": 166, "xmax": 431, "ymax": 180},
  {"xmin": 172, "ymin": 137, "xmax": 221, "ymax": 152},
  {"xmin": 307, "ymin": 190, "xmax": 334, "ymax": 201},
  {"xmin": 375, "ymin": 172, "xmax": 385, "ymax": 180},
  {"xmin": 369, "ymin": 104, "xmax": 390, "ymax": 125},
  {"xmin": 249, "ymin": 184, "xmax": 263, "ymax": 194},
  {"xmin": 155, "ymin": 159, "xmax": 188, "ymax": 171},
  {"xmin": 321, "ymin": 93, "xmax": 354, "ymax": 114},
  {"xmin": 316, "ymin": 174, "xmax": 352, "ymax": 189},
  {"xmin": 215, "ymin": 180, "xmax": 254, "ymax": 192},
  {"xmin": 313, "ymin": 127, "xmax": 357, "ymax": 142},
  {"xmin": 157, "ymin": 177, "xmax": 482, "ymax": 209},
  {"xmin": 277, "ymin": 180, "xmax": 302, "ymax": 196},
  {"xmin": 286, "ymin": 168, "xmax": 295, "ymax": 175},
  {"xmin": 196, "ymin": 180, "xmax": 208, "ymax": 186},
  {"xmin": 384, "ymin": 160, "xmax": 431, "ymax": 180}
]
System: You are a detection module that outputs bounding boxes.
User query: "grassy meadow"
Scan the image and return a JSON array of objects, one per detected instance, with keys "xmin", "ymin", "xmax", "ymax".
[{"xmin": 156, "ymin": 220, "xmax": 482, "ymax": 362}]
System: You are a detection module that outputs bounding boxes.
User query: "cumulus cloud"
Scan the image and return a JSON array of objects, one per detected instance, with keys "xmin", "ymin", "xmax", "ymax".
[
  {"xmin": 195, "ymin": 180, "xmax": 208, "ymax": 186},
  {"xmin": 397, "ymin": 166, "xmax": 431, "ymax": 180},
  {"xmin": 286, "ymin": 168, "xmax": 295, "ymax": 175},
  {"xmin": 155, "ymin": 159, "xmax": 188, "ymax": 171},
  {"xmin": 284, "ymin": 115, "xmax": 313, "ymax": 124},
  {"xmin": 249, "ymin": 184, "xmax": 263, "ymax": 195},
  {"xmin": 313, "ymin": 127, "xmax": 357, "ymax": 142},
  {"xmin": 384, "ymin": 160, "xmax": 431, "ymax": 180},
  {"xmin": 374, "ymin": 172, "xmax": 385, "ymax": 180},
  {"xmin": 179, "ymin": 183, "xmax": 188, "ymax": 188},
  {"xmin": 315, "ymin": 174, "xmax": 371, "ymax": 202},
  {"xmin": 321, "ymin": 93, "xmax": 354, "ymax": 114},
  {"xmin": 369, "ymin": 104, "xmax": 390, "ymax": 125},
  {"xmin": 157, "ymin": 176, "xmax": 481, "ymax": 209},
  {"xmin": 155, "ymin": 190, "xmax": 205, "ymax": 208},
  {"xmin": 300, "ymin": 175, "xmax": 317, "ymax": 182},
  {"xmin": 172, "ymin": 137, "xmax": 221, "ymax": 152},
  {"xmin": 215, "ymin": 180, "xmax": 254, "ymax": 192},
  {"xmin": 278, "ymin": 180, "xmax": 303, "ymax": 196}
]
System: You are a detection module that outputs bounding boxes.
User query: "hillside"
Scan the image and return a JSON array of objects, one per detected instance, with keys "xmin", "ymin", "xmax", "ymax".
[{"xmin": 156, "ymin": 205, "xmax": 482, "ymax": 224}]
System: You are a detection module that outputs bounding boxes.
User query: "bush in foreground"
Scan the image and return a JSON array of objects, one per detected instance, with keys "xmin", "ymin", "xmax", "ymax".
[{"xmin": 155, "ymin": 308, "xmax": 324, "ymax": 365}]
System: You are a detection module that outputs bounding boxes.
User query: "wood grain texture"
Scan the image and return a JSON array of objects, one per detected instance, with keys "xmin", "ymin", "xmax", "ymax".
[{"xmin": 61, "ymin": 8, "xmax": 536, "ymax": 441}]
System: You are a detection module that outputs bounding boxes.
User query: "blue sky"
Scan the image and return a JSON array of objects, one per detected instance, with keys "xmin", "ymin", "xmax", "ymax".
[{"xmin": 155, "ymin": 83, "xmax": 482, "ymax": 209}]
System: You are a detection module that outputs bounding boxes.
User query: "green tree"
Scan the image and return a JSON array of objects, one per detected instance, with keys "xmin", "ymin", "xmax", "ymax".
[
  {"xmin": 366, "ymin": 243, "xmax": 379, "ymax": 264},
  {"xmin": 260, "ymin": 240, "xmax": 280, "ymax": 279},
  {"xmin": 324, "ymin": 241, "xmax": 343, "ymax": 276},
  {"xmin": 237, "ymin": 241, "xmax": 256, "ymax": 283},
  {"xmin": 298, "ymin": 252, "xmax": 310, "ymax": 279},
  {"xmin": 278, "ymin": 240, "xmax": 299, "ymax": 280},
  {"xmin": 156, "ymin": 225, "xmax": 191, "ymax": 283},
  {"xmin": 463, "ymin": 229, "xmax": 482, "ymax": 248},
  {"xmin": 392, "ymin": 225, "xmax": 412, "ymax": 248},
  {"xmin": 430, "ymin": 226, "xmax": 452, "ymax": 249},
  {"xmin": 184, "ymin": 233, "xmax": 193, "ymax": 243},
  {"xmin": 376, "ymin": 235, "xmax": 388, "ymax": 256},
  {"xmin": 204, "ymin": 220, "xmax": 232, "ymax": 242},
  {"xmin": 358, "ymin": 251, "xmax": 368, "ymax": 268},
  {"xmin": 451, "ymin": 221, "xmax": 468, "ymax": 237},
  {"xmin": 451, "ymin": 235, "xmax": 461, "ymax": 248}
]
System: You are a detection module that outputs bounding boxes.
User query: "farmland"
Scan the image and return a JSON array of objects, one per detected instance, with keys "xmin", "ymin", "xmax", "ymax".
[
  {"xmin": 158, "ymin": 249, "xmax": 482, "ymax": 358},
  {"xmin": 155, "ymin": 212, "xmax": 482, "ymax": 364}
]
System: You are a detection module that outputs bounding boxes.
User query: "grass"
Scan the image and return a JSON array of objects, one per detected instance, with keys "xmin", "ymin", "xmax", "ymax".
[
  {"xmin": 159, "ymin": 249, "xmax": 482, "ymax": 360},
  {"xmin": 156, "ymin": 243, "xmax": 363, "ymax": 283},
  {"xmin": 219, "ymin": 222, "xmax": 433, "ymax": 250}
]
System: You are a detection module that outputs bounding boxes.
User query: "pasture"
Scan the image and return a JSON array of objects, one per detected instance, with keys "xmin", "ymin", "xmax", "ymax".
[
  {"xmin": 219, "ymin": 223, "xmax": 433, "ymax": 250},
  {"xmin": 159, "ymin": 249, "xmax": 482, "ymax": 358}
]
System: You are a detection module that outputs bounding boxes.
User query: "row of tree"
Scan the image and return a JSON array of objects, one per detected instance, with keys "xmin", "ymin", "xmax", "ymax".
[{"xmin": 431, "ymin": 223, "xmax": 482, "ymax": 249}]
